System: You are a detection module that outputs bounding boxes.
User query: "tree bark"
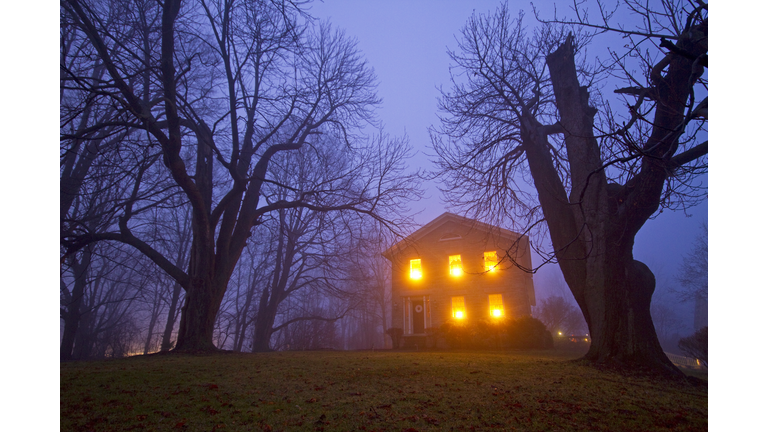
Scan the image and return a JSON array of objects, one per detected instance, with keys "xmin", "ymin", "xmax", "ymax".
[
  {"xmin": 528, "ymin": 35, "xmax": 686, "ymax": 375},
  {"xmin": 175, "ymin": 277, "xmax": 228, "ymax": 351}
]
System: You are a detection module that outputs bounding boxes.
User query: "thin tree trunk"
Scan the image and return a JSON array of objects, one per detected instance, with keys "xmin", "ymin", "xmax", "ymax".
[
  {"xmin": 234, "ymin": 274, "xmax": 258, "ymax": 352},
  {"xmin": 251, "ymin": 286, "xmax": 278, "ymax": 352},
  {"xmin": 60, "ymin": 248, "xmax": 91, "ymax": 361},
  {"xmin": 143, "ymin": 291, "xmax": 163, "ymax": 354},
  {"xmin": 161, "ymin": 281, "xmax": 183, "ymax": 351}
]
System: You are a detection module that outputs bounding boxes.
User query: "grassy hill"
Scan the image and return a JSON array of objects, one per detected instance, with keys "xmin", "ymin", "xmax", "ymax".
[{"xmin": 61, "ymin": 350, "xmax": 706, "ymax": 431}]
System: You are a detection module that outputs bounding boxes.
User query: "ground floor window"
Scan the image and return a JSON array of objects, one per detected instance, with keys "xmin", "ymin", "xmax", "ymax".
[
  {"xmin": 489, "ymin": 294, "xmax": 504, "ymax": 318},
  {"xmin": 452, "ymin": 296, "xmax": 466, "ymax": 319}
]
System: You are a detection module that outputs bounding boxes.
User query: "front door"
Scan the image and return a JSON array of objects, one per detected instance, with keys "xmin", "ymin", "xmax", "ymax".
[{"xmin": 412, "ymin": 299, "xmax": 424, "ymax": 334}]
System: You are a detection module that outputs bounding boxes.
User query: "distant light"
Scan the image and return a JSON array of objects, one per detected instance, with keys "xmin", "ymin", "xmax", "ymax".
[
  {"xmin": 450, "ymin": 267, "xmax": 462, "ymax": 277},
  {"xmin": 491, "ymin": 309, "xmax": 502, "ymax": 318},
  {"xmin": 410, "ymin": 269, "xmax": 422, "ymax": 280},
  {"xmin": 455, "ymin": 310, "xmax": 464, "ymax": 319},
  {"xmin": 558, "ymin": 332, "xmax": 562, "ymax": 336},
  {"xmin": 584, "ymin": 338, "xmax": 588, "ymax": 342}
]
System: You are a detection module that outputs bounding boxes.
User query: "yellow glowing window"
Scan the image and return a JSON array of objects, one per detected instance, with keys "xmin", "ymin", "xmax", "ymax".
[
  {"xmin": 409, "ymin": 259, "xmax": 422, "ymax": 280},
  {"xmin": 484, "ymin": 251, "xmax": 498, "ymax": 272},
  {"xmin": 452, "ymin": 296, "xmax": 466, "ymax": 319},
  {"xmin": 489, "ymin": 294, "xmax": 504, "ymax": 318},
  {"xmin": 449, "ymin": 255, "xmax": 462, "ymax": 276}
]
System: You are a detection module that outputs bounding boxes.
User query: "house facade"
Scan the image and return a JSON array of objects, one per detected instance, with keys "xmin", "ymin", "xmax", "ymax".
[{"xmin": 383, "ymin": 213, "xmax": 535, "ymax": 345}]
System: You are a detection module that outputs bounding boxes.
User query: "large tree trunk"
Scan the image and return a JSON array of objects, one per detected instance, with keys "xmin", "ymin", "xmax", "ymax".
[
  {"xmin": 523, "ymin": 35, "xmax": 684, "ymax": 375},
  {"xmin": 175, "ymin": 280, "xmax": 227, "ymax": 351},
  {"xmin": 576, "ymin": 241, "xmax": 677, "ymax": 373}
]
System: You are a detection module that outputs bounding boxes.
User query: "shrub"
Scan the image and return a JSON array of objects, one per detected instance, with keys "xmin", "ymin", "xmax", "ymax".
[
  {"xmin": 440, "ymin": 321, "xmax": 475, "ymax": 349},
  {"xmin": 678, "ymin": 326, "xmax": 707, "ymax": 366},
  {"xmin": 506, "ymin": 316, "xmax": 554, "ymax": 349},
  {"xmin": 385, "ymin": 327, "xmax": 404, "ymax": 349},
  {"xmin": 425, "ymin": 327, "xmax": 441, "ymax": 349},
  {"xmin": 475, "ymin": 318, "xmax": 507, "ymax": 349}
]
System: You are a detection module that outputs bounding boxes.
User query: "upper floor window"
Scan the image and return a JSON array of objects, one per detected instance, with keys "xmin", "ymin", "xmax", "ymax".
[
  {"xmin": 489, "ymin": 294, "xmax": 504, "ymax": 318},
  {"xmin": 448, "ymin": 254, "xmax": 462, "ymax": 276},
  {"xmin": 484, "ymin": 251, "xmax": 499, "ymax": 272},
  {"xmin": 409, "ymin": 259, "xmax": 422, "ymax": 280}
]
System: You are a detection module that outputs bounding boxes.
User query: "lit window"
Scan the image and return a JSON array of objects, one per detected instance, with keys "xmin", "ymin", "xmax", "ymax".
[
  {"xmin": 489, "ymin": 294, "xmax": 504, "ymax": 318},
  {"xmin": 449, "ymin": 255, "xmax": 462, "ymax": 276},
  {"xmin": 452, "ymin": 296, "xmax": 466, "ymax": 319},
  {"xmin": 409, "ymin": 259, "xmax": 422, "ymax": 280},
  {"xmin": 484, "ymin": 251, "xmax": 498, "ymax": 272}
]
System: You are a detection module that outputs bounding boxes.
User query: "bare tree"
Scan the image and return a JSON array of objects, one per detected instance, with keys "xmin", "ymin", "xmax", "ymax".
[
  {"xmin": 678, "ymin": 326, "xmax": 706, "ymax": 366},
  {"xmin": 248, "ymin": 205, "xmax": 354, "ymax": 352},
  {"xmin": 221, "ymin": 240, "xmax": 272, "ymax": 352},
  {"xmin": 342, "ymin": 222, "xmax": 392, "ymax": 349},
  {"xmin": 61, "ymin": 0, "xmax": 420, "ymax": 352},
  {"xmin": 675, "ymin": 223, "xmax": 707, "ymax": 330},
  {"xmin": 650, "ymin": 303, "xmax": 683, "ymax": 344},
  {"xmin": 432, "ymin": 1, "xmax": 707, "ymax": 374},
  {"xmin": 534, "ymin": 296, "xmax": 586, "ymax": 336},
  {"xmin": 62, "ymin": 242, "xmax": 153, "ymax": 359}
]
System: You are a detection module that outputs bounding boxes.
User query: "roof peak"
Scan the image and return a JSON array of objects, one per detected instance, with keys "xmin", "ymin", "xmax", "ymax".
[{"xmin": 382, "ymin": 212, "xmax": 524, "ymax": 259}]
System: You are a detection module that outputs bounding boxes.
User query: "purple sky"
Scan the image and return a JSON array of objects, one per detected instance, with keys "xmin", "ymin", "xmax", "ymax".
[{"xmin": 309, "ymin": 0, "xmax": 708, "ymax": 300}]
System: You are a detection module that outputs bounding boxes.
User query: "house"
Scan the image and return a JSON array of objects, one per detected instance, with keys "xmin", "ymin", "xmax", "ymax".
[{"xmin": 382, "ymin": 212, "xmax": 535, "ymax": 347}]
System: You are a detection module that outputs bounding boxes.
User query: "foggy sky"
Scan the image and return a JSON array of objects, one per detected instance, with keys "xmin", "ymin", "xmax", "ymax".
[{"xmin": 309, "ymin": 0, "xmax": 708, "ymax": 300}]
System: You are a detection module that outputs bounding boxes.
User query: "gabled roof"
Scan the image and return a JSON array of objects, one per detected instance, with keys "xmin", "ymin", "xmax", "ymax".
[{"xmin": 382, "ymin": 212, "xmax": 525, "ymax": 260}]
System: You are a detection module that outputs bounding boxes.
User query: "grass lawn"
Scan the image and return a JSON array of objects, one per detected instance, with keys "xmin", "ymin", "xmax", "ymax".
[{"xmin": 61, "ymin": 350, "xmax": 706, "ymax": 431}]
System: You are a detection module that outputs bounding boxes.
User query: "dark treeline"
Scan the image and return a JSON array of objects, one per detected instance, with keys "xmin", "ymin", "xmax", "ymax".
[{"xmin": 60, "ymin": 0, "xmax": 420, "ymax": 360}]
